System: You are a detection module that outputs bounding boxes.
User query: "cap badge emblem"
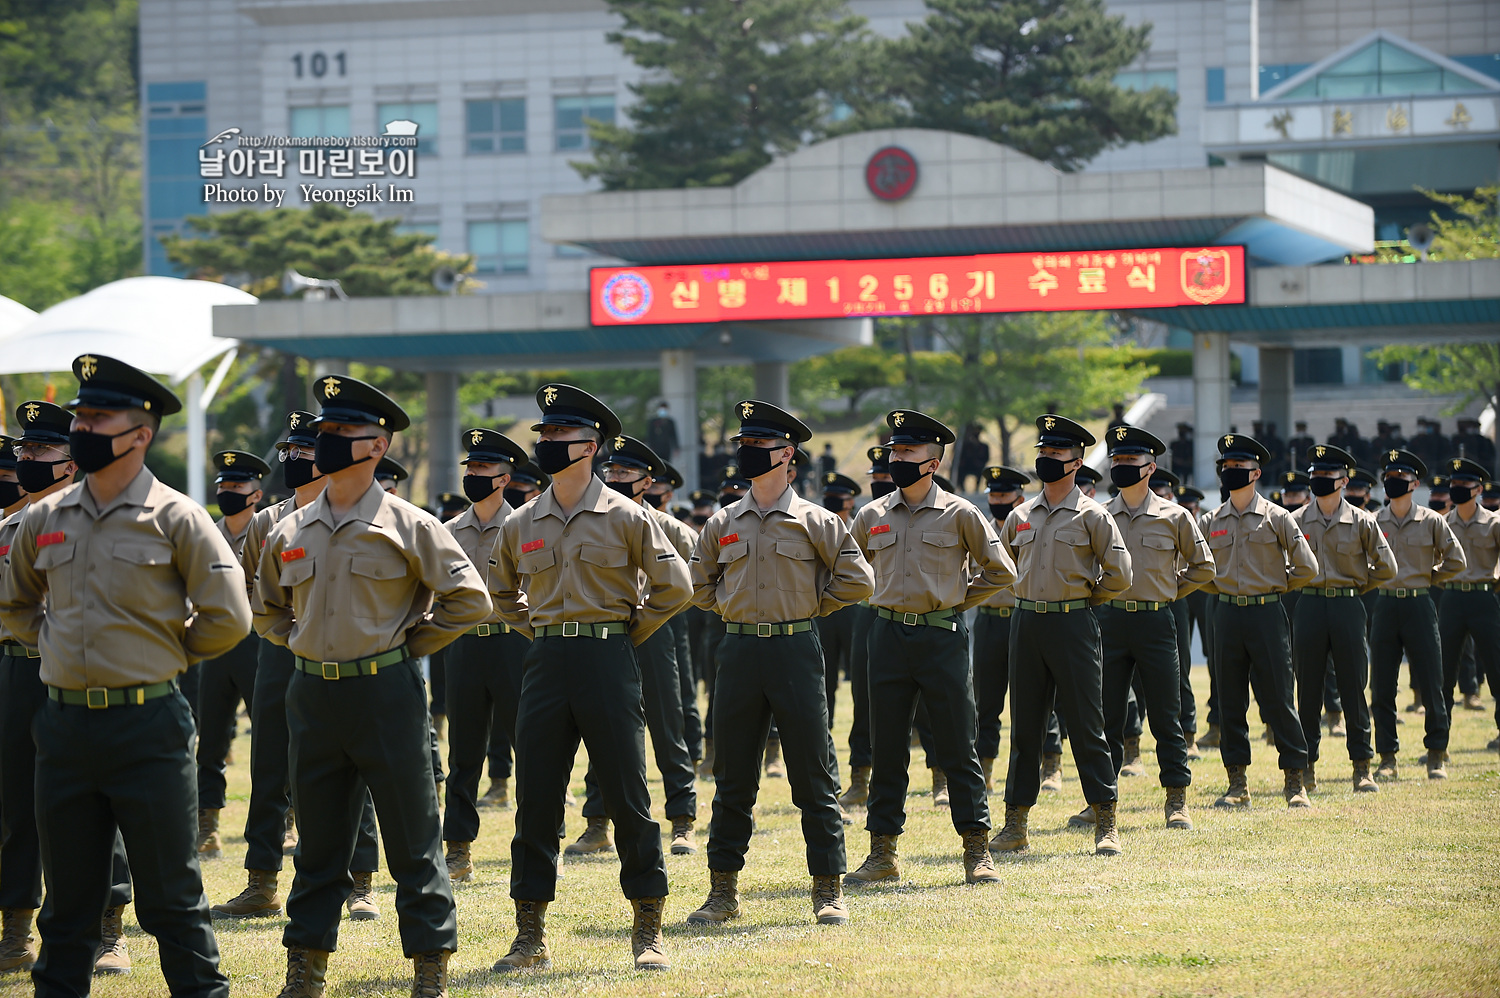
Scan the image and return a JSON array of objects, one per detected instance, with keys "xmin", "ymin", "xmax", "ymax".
[
  {"xmin": 23, "ymin": 403, "xmax": 39, "ymax": 422},
  {"xmin": 892, "ymin": 411, "xmax": 905, "ymax": 428},
  {"xmin": 1043, "ymin": 416, "xmax": 1056, "ymax": 431},
  {"xmin": 1114, "ymin": 426, "xmax": 1127, "ymax": 441},
  {"xmin": 288, "ymin": 413, "xmax": 301, "ymax": 429},
  {"xmin": 470, "ymin": 429, "xmax": 485, "ymax": 447},
  {"xmin": 223, "ymin": 453, "xmax": 236, "ymax": 466},
  {"xmin": 543, "ymin": 386, "xmax": 559, "ymax": 406},
  {"xmin": 1315, "ymin": 445, "xmax": 1326, "ymax": 458},
  {"xmin": 614, "ymin": 435, "xmax": 627, "ymax": 451},
  {"xmin": 321, "ymin": 376, "xmax": 341, "ymax": 398},
  {"xmin": 1224, "ymin": 434, "xmax": 1235, "ymax": 447},
  {"xmin": 78, "ymin": 355, "xmax": 97, "ymax": 380},
  {"xmin": 1453, "ymin": 459, "xmax": 1462, "ymax": 470},
  {"xmin": 740, "ymin": 401, "xmax": 754, "ymax": 419},
  {"xmin": 1390, "ymin": 450, "xmax": 1399, "ymax": 462}
]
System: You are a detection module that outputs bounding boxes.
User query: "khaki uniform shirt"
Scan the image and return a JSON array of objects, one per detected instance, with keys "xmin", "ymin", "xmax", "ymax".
[
  {"xmin": 0, "ymin": 509, "xmax": 29, "ymax": 645},
  {"xmin": 242, "ymin": 496, "xmax": 300, "ymax": 595},
  {"xmin": 851, "ymin": 484, "xmax": 1015, "ymax": 614},
  {"xmin": 0, "ymin": 469, "xmax": 252, "ymax": 688},
  {"xmin": 1202, "ymin": 492, "xmax": 1318, "ymax": 596},
  {"xmin": 489, "ymin": 475, "xmax": 691, "ymax": 645},
  {"xmin": 1105, "ymin": 490, "xmax": 1215, "ymax": 603},
  {"xmin": 1292, "ymin": 499, "xmax": 1397, "ymax": 591},
  {"xmin": 979, "ymin": 510, "xmax": 1018, "ymax": 610},
  {"xmin": 254, "ymin": 481, "xmax": 491, "ymax": 661},
  {"xmin": 689, "ymin": 484, "xmax": 873, "ymax": 624},
  {"xmin": 1446, "ymin": 504, "xmax": 1500, "ymax": 583},
  {"xmin": 1001, "ymin": 485, "xmax": 1132, "ymax": 604},
  {"xmin": 650, "ymin": 505, "xmax": 696, "ymax": 562},
  {"xmin": 445, "ymin": 501, "xmax": 513, "ymax": 626},
  {"xmin": 217, "ymin": 516, "xmax": 251, "ymax": 560},
  {"xmin": 1374, "ymin": 503, "xmax": 1465, "ymax": 590}
]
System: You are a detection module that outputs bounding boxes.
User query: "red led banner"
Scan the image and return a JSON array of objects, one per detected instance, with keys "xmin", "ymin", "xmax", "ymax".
[{"xmin": 591, "ymin": 246, "xmax": 1244, "ymax": 326}]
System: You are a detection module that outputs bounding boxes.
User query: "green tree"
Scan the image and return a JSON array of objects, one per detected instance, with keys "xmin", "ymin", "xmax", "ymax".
[
  {"xmin": 791, "ymin": 345, "xmax": 902, "ymax": 413},
  {"xmin": 876, "ymin": 0, "xmax": 1178, "ymax": 171},
  {"xmin": 577, "ymin": 0, "xmax": 874, "ymax": 189}
]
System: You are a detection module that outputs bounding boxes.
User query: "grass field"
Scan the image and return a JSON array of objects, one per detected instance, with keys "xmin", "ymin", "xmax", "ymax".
[{"xmin": 9, "ymin": 668, "xmax": 1499, "ymax": 998}]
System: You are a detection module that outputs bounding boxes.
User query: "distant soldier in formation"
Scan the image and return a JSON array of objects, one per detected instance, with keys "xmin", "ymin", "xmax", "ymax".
[
  {"xmin": 1438, "ymin": 458, "xmax": 1500, "ymax": 759},
  {"xmin": 973, "ymin": 466, "xmax": 1029, "ymax": 792}
]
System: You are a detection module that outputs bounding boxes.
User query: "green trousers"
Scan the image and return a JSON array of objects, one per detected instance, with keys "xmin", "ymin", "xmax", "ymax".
[
  {"xmin": 196, "ymin": 633, "xmax": 259, "ymax": 810},
  {"xmin": 1098, "ymin": 605, "xmax": 1191, "ymax": 787},
  {"xmin": 972, "ymin": 610, "xmax": 1011, "ymax": 761},
  {"xmin": 1213, "ymin": 601, "xmax": 1308, "ymax": 770},
  {"xmin": 1439, "ymin": 589, "xmax": 1500, "ymax": 732},
  {"xmin": 442, "ymin": 630, "xmax": 526, "ymax": 842},
  {"xmin": 1370, "ymin": 593, "xmax": 1446, "ymax": 755},
  {"xmin": 1292, "ymin": 594, "xmax": 1372, "ymax": 764}
]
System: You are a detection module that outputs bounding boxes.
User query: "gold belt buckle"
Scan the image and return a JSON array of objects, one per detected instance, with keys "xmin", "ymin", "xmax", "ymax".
[
  {"xmin": 903, "ymin": 612, "xmax": 919, "ymax": 626},
  {"xmin": 475, "ymin": 624, "xmax": 492, "ymax": 637},
  {"xmin": 321, "ymin": 661, "xmax": 340, "ymax": 680},
  {"xmin": 85, "ymin": 686, "xmax": 108, "ymax": 709},
  {"xmin": 1235, "ymin": 595, "xmax": 1249, "ymax": 606},
  {"xmin": 561, "ymin": 621, "xmax": 580, "ymax": 638},
  {"xmin": 1034, "ymin": 601, "xmax": 1047, "ymax": 614},
  {"xmin": 1125, "ymin": 600, "xmax": 1138, "ymax": 612},
  {"xmin": 1394, "ymin": 588, "xmax": 1407, "ymax": 597},
  {"xmin": 756, "ymin": 622, "xmax": 772, "ymax": 637}
]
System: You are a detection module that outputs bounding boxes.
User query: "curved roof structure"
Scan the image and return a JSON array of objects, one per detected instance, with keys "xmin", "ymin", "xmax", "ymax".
[{"xmin": 0, "ymin": 295, "xmax": 38, "ymax": 339}]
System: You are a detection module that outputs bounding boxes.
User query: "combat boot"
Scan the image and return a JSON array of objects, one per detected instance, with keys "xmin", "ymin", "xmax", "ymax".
[
  {"xmin": 1165, "ymin": 786, "xmax": 1193, "ymax": 829},
  {"xmin": 432, "ymin": 714, "xmax": 446, "ymax": 740},
  {"xmin": 276, "ymin": 945, "xmax": 328, "ymax": 997},
  {"xmin": 347, "ymin": 871, "xmax": 379, "ymax": 920},
  {"xmin": 979, "ymin": 756, "xmax": 996, "ymax": 794},
  {"xmin": 1066, "ymin": 803, "xmax": 1095, "ymax": 827},
  {"xmin": 838, "ymin": 766, "xmax": 870, "ymax": 808},
  {"xmin": 1184, "ymin": 734, "xmax": 1202, "ymax": 761},
  {"xmin": 931, "ymin": 767, "xmax": 950, "ymax": 807},
  {"xmin": 478, "ymin": 778, "xmax": 509, "ymax": 809},
  {"xmin": 445, "ymin": 841, "xmax": 474, "ymax": 882},
  {"xmin": 1327, "ymin": 710, "xmax": 1347, "ymax": 736},
  {"xmin": 1262, "ymin": 724, "xmax": 1275, "ymax": 745},
  {"xmin": 812, "ymin": 875, "xmax": 849, "ymax": 923},
  {"xmin": 844, "ymin": 832, "xmax": 899, "ymax": 885},
  {"xmin": 1092, "ymin": 801, "xmax": 1121, "ymax": 855},
  {"xmin": 1353, "ymin": 759, "xmax": 1378, "ymax": 792},
  {"xmin": 962, "ymin": 829, "xmax": 1001, "ymax": 884},
  {"xmin": 698, "ymin": 738, "xmax": 715, "ymax": 779},
  {"xmin": 565, "ymin": 816, "xmax": 614, "ymax": 855},
  {"xmin": 1195, "ymin": 724, "xmax": 1221, "ymax": 749},
  {"xmin": 283, "ymin": 807, "xmax": 299, "ymax": 854},
  {"xmin": 411, "ymin": 950, "xmax": 450, "ymax": 998},
  {"xmin": 686, "ymin": 869, "xmax": 740, "ymax": 924},
  {"xmin": 1427, "ymin": 749, "xmax": 1448, "ymax": 780},
  {"xmin": 1375, "ymin": 752, "xmax": 1399, "ymax": 781},
  {"xmin": 1119, "ymin": 737, "xmax": 1145, "ymax": 777},
  {"xmin": 212, "ymin": 869, "xmax": 281, "ymax": 919},
  {"xmin": 630, "ymin": 897, "xmax": 669, "ymax": 970},
  {"xmin": 0, "ymin": 908, "xmax": 38, "ymax": 972},
  {"xmin": 94, "ymin": 906, "xmax": 130, "ymax": 975},
  {"xmin": 1282, "ymin": 768, "xmax": 1310, "ymax": 807},
  {"xmin": 669, "ymin": 816, "xmax": 696, "ymax": 855},
  {"xmin": 1463, "ymin": 692, "xmax": 1484, "ymax": 711},
  {"xmin": 763, "ymin": 736, "xmax": 785, "ymax": 779},
  {"xmin": 1039, "ymin": 753, "xmax": 1064, "ymax": 792},
  {"xmin": 989, "ymin": 804, "xmax": 1030, "ymax": 853},
  {"xmin": 492, "ymin": 900, "xmax": 549, "ymax": 971},
  {"xmin": 1214, "ymin": 765, "xmax": 1250, "ymax": 807},
  {"xmin": 1304, "ymin": 761, "xmax": 1318, "ymax": 793},
  {"xmin": 197, "ymin": 808, "xmax": 223, "ymax": 860},
  {"xmin": 1406, "ymin": 689, "xmax": 1424, "ymax": 714}
]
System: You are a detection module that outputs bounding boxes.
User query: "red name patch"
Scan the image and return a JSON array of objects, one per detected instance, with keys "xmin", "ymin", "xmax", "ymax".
[
  {"xmin": 1015, "ymin": 523, "xmax": 1032, "ymax": 532},
  {"xmin": 521, "ymin": 539, "xmax": 545, "ymax": 554},
  {"xmin": 0, "ymin": 545, "xmax": 9, "ymax": 556},
  {"xmin": 1210, "ymin": 529, "xmax": 1228, "ymax": 538},
  {"xmin": 37, "ymin": 532, "xmax": 64, "ymax": 547},
  {"xmin": 720, "ymin": 533, "xmax": 740, "ymax": 546},
  {"xmin": 280, "ymin": 547, "xmax": 306, "ymax": 562},
  {"xmin": 869, "ymin": 524, "xmax": 890, "ymax": 536}
]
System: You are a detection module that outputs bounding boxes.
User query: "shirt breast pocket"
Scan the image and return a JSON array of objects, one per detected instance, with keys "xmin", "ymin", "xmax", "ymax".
[
  {"xmin": 277, "ymin": 557, "xmax": 315, "ymax": 590},
  {"xmin": 865, "ymin": 530, "xmax": 897, "ymax": 577},
  {"xmin": 775, "ymin": 539, "xmax": 817, "ymax": 591},
  {"xmin": 919, "ymin": 530, "xmax": 960, "ymax": 575},
  {"xmin": 33, "ymin": 540, "xmax": 78, "ymax": 609},
  {"xmin": 1055, "ymin": 527, "xmax": 1090, "ymax": 550},
  {"xmin": 1140, "ymin": 531, "xmax": 1177, "ymax": 565},
  {"xmin": 716, "ymin": 539, "xmax": 750, "ymax": 592},
  {"xmin": 578, "ymin": 543, "xmax": 629, "ymax": 600},
  {"xmin": 1249, "ymin": 525, "xmax": 1280, "ymax": 548},
  {"xmin": 517, "ymin": 546, "xmax": 556, "ymax": 579},
  {"xmin": 349, "ymin": 554, "xmax": 409, "ymax": 619}
]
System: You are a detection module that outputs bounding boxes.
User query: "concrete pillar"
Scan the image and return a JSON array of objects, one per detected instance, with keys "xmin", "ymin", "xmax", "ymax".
[
  {"xmin": 753, "ymin": 361, "xmax": 789, "ymax": 409},
  {"xmin": 1193, "ymin": 332, "xmax": 1233, "ymax": 490},
  {"xmin": 1341, "ymin": 345, "xmax": 1363, "ymax": 386},
  {"xmin": 426, "ymin": 370, "xmax": 460, "ymax": 502},
  {"xmin": 660, "ymin": 349, "xmax": 698, "ymax": 492},
  {"xmin": 1258, "ymin": 346, "xmax": 1295, "ymax": 442},
  {"xmin": 186, "ymin": 370, "xmax": 206, "ymax": 505},
  {"xmin": 1224, "ymin": 0, "xmax": 1260, "ymax": 101}
]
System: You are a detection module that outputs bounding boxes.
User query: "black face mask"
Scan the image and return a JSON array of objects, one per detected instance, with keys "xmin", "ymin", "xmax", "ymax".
[
  {"xmin": 69, "ymin": 425, "xmax": 142, "ymax": 475},
  {"xmin": 1109, "ymin": 464, "xmax": 1148, "ymax": 489},
  {"xmin": 1310, "ymin": 477, "xmax": 1341, "ymax": 498},
  {"xmin": 870, "ymin": 480, "xmax": 897, "ymax": 500},
  {"xmin": 1430, "ymin": 499, "xmax": 1450, "ymax": 511},
  {"xmin": 217, "ymin": 490, "xmax": 254, "ymax": 516},
  {"xmin": 534, "ymin": 439, "xmax": 588, "ymax": 475},
  {"xmin": 283, "ymin": 456, "xmax": 320, "ymax": 490},
  {"xmin": 735, "ymin": 444, "xmax": 787, "ymax": 480},
  {"xmin": 1219, "ymin": 467, "xmax": 1255, "ymax": 492},
  {"xmin": 1034, "ymin": 456, "xmax": 1073, "ymax": 484},
  {"xmin": 1345, "ymin": 495, "xmax": 1367, "ymax": 509},
  {"xmin": 643, "ymin": 491, "xmax": 667, "ymax": 510},
  {"xmin": 503, "ymin": 488, "xmax": 532, "ymax": 507},
  {"xmin": 0, "ymin": 479, "xmax": 22, "ymax": 508},
  {"xmin": 822, "ymin": 495, "xmax": 849, "ymax": 513},
  {"xmin": 1383, "ymin": 477, "xmax": 1411, "ymax": 499},
  {"xmin": 462, "ymin": 473, "xmax": 499, "ymax": 503},
  {"xmin": 887, "ymin": 459, "xmax": 932, "ymax": 490},
  {"xmin": 691, "ymin": 512, "xmax": 711, "ymax": 525},
  {"xmin": 1450, "ymin": 484, "xmax": 1475, "ymax": 505},
  {"xmin": 314, "ymin": 433, "xmax": 378, "ymax": 475},
  {"xmin": 606, "ymin": 477, "xmax": 645, "ymax": 500},
  {"xmin": 719, "ymin": 493, "xmax": 740, "ymax": 509},
  {"xmin": 16, "ymin": 459, "xmax": 68, "ymax": 495},
  {"xmin": 988, "ymin": 500, "xmax": 1017, "ymax": 521}
]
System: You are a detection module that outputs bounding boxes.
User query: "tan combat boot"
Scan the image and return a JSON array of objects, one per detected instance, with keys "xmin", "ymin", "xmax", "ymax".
[
  {"xmin": 962, "ymin": 829, "xmax": 1001, "ymax": 884},
  {"xmin": 1283, "ymin": 768, "xmax": 1310, "ymax": 807},
  {"xmin": 1463, "ymin": 692, "xmax": 1484, "ymax": 711},
  {"xmin": 669, "ymin": 816, "xmax": 696, "ymax": 855},
  {"xmin": 212, "ymin": 869, "xmax": 281, "ymax": 919},
  {"xmin": 445, "ymin": 841, "xmax": 474, "ymax": 883},
  {"xmin": 1184, "ymin": 734, "xmax": 1202, "ymax": 761},
  {"xmin": 283, "ymin": 808, "xmax": 299, "ymax": 854},
  {"xmin": 1214, "ymin": 765, "xmax": 1250, "ymax": 807},
  {"xmin": 686, "ymin": 869, "xmax": 740, "ymax": 924},
  {"xmin": 763, "ymin": 736, "xmax": 785, "ymax": 779},
  {"xmin": 0, "ymin": 908, "xmax": 38, "ymax": 972},
  {"xmin": 931, "ymin": 767, "xmax": 950, "ymax": 807},
  {"xmin": 478, "ymin": 778, "xmax": 510, "ymax": 809},
  {"xmin": 844, "ymin": 832, "xmax": 899, "ymax": 885},
  {"xmin": 1119, "ymin": 737, "xmax": 1145, "ymax": 777},
  {"xmin": 347, "ymin": 871, "xmax": 379, "ymax": 920},
  {"xmin": 1304, "ymin": 761, "xmax": 1318, "ymax": 793},
  {"xmin": 698, "ymin": 738, "xmax": 715, "ymax": 779},
  {"xmin": 1066, "ymin": 803, "xmax": 1095, "ymax": 827},
  {"xmin": 1039, "ymin": 753, "xmax": 1064, "ymax": 792},
  {"xmin": 812, "ymin": 875, "xmax": 850, "ymax": 924},
  {"xmin": 989, "ymin": 804, "xmax": 1030, "ymax": 853},
  {"xmin": 276, "ymin": 945, "xmax": 328, "ymax": 997},
  {"xmin": 198, "ymin": 808, "xmax": 223, "ymax": 860},
  {"xmin": 1427, "ymin": 749, "xmax": 1448, "ymax": 780},
  {"xmin": 1195, "ymin": 724, "xmax": 1221, "ymax": 749},
  {"xmin": 838, "ymin": 766, "xmax": 871, "ymax": 808},
  {"xmin": 492, "ymin": 900, "xmax": 550, "ymax": 971},
  {"xmin": 1406, "ymin": 689, "xmax": 1424, "ymax": 714},
  {"xmin": 1353, "ymin": 759, "xmax": 1378, "ymax": 793},
  {"xmin": 1326, "ymin": 710, "xmax": 1347, "ymax": 736},
  {"xmin": 1164, "ymin": 786, "xmax": 1193, "ymax": 829},
  {"xmin": 979, "ymin": 756, "xmax": 996, "ymax": 794},
  {"xmin": 412, "ymin": 950, "xmax": 450, "ymax": 998},
  {"xmin": 630, "ymin": 897, "xmax": 669, "ymax": 970},
  {"xmin": 1375, "ymin": 752, "xmax": 1399, "ymax": 781},
  {"xmin": 1093, "ymin": 801, "xmax": 1121, "ymax": 855},
  {"xmin": 565, "ymin": 816, "xmax": 614, "ymax": 855},
  {"xmin": 94, "ymin": 906, "xmax": 130, "ymax": 975}
]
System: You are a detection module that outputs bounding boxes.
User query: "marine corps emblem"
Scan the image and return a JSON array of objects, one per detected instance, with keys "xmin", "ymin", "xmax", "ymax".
[
  {"xmin": 1453, "ymin": 459, "xmax": 1463, "ymax": 470},
  {"xmin": 1315, "ymin": 445, "xmax": 1326, "ymax": 458},
  {"xmin": 470, "ymin": 429, "xmax": 485, "ymax": 447},
  {"xmin": 543, "ymin": 386, "xmax": 559, "ymax": 406},
  {"xmin": 223, "ymin": 453, "xmax": 236, "ymax": 466},
  {"xmin": 614, "ymin": 436, "xmax": 627, "ymax": 451},
  {"xmin": 1180, "ymin": 249, "xmax": 1233, "ymax": 305},
  {"xmin": 1389, "ymin": 450, "xmax": 1399, "ymax": 462},
  {"xmin": 78, "ymin": 355, "xmax": 97, "ymax": 380},
  {"xmin": 1114, "ymin": 426, "xmax": 1128, "ymax": 441},
  {"xmin": 871, "ymin": 447, "xmax": 884, "ymax": 460},
  {"xmin": 892, "ymin": 411, "xmax": 906, "ymax": 428},
  {"xmin": 321, "ymin": 376, "xmax": 341, "ymax": 398},
  {"xmin": 1224, "ymin": 434, "xmax": 1235, "ymax": 447},
  {"xmin": 740, "ymin": 402, "xmax": 754, "ymax": 419},
  {"xmin": 288, "ymin": 413, "xmax": 301, "ymax": 429},
  {"xmin": 825, "ymin": 473, "xmax": 836, "ymax": 484},
  {"xmin": 1043, "ymin": 416, "xmax": 1056, "ymax": 431},
  {"xmin": 23, "ymin": 403, "xmax": 39, "ymax": 422}
]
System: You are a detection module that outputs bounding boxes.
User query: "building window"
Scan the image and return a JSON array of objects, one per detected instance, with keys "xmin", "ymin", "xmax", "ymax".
[
  {"xmin": 554, "ymin": 94, "xmax": 614, "ymax": 151},
  {"xmin": 1278, "ymin": 42, "xmax": 1484, "ymax": 99},
  {"xmin": 1294, "ymin": 348, "xmax": 1344, "ymax": 385},
  {"xmin": 466, "ymin": 98, "xmax": 526, "ymax": 154},
  {"xmin": 1206, "ymin": 67, "xmax": 1225, "ymax": 104},
  {"xmin": 289, "ymin": 105, "xmax": 350, "ymax": 137},
  {"xmin": 1113, "ymin": 69, "xmax": 1177, "ymax": 93},
  {"xmin": 377, "ymin": 101, "xmax": 438, "ymax": 155},
  {"xmin": 1259, "ymin": 63, "xmax": 1311, "ymax": 95},
  {"xmin": 145, "ymin": 81, "xmax": 207, "ymax": 276},
  {"xmin": 468, "ymin": 220, "xmax": 529, "ymax": 274}
]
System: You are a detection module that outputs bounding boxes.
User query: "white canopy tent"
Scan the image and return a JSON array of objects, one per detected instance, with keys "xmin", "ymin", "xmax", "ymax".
[
  {"xmin": 0, "ymin": 295, "xmax": 38, "ymax": 339},
  {"xmin": 0, "ymin": 277, "xmax": 254, "ymax": 504}
]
